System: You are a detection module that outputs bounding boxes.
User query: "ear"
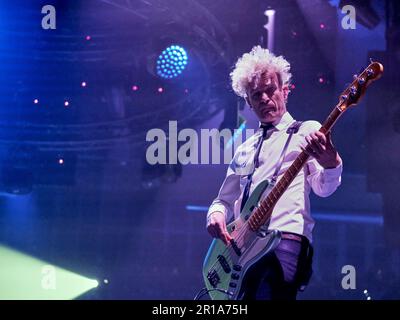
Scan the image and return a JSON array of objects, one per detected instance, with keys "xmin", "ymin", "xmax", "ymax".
[{"xmin": 282, "ymin": 85, "xmax": 289, "ymax": 102}]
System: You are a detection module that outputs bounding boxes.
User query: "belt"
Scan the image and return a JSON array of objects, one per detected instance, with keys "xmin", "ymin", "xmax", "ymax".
[{"xmin": 281, "ymin": 232, "xmax": 304, "ymax": 243}]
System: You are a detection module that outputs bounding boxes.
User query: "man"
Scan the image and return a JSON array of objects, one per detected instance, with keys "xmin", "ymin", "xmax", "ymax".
[{"xmin": 206, "ymin": 46, "xmax": 342, "ymax": 300}]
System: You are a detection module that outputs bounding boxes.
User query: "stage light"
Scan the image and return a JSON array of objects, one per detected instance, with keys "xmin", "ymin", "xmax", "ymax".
[
  {"xmin": 320, "ymin": 23, "xmax": 325, "ymax": 29},
  {"xmin": 91, "ymin": 280, "xmax": 99, "ymax": 288},
  {"xmin": 0, "ymin": 245, "xmax": 98, "ymax": 299},
  {"xmin": 58, "ymin": 158, "xmax": 64, "ymax": 165},
  {"xmin": 156, "ymin": 45, "xmax": 188, "ymax": 79},
  {"xmin": 85, "ymin": 35, "xmax": 91, "ymax": 41},
  {"xmin": 64, "ymin": 101, "xmax": 69, "ymax": 107},
  {"xmin": 264, "ymin": 9, "xmax": 275, "ymax": 17},
  {"xmin": 132, "ymin": 85, "xmax": 139, "ymax": 91},
  {"xmin": 81, "ymin": 81, "xmax": 87, "ymax": 87},
  {"xmin": 157, "ymin": 87, "xmax": 164, "ymax": 93},
  {"xmin": 34, "ymin": 99, "xmax": 39, "ymax": 104}
]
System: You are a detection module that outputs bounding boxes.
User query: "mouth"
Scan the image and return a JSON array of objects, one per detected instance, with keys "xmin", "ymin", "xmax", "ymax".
[
  {"xmin": 261, "ymin": 107, "xmax": 275, "ymax": 114},
  {"xmin": 260, "ymin": 101, "xmax": 275, "ymax": 112}
]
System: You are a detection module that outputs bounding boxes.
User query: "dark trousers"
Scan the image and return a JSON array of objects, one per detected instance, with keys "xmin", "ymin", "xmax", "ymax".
[{"xmin": 239, "ymin": 236, "xmax": 313, "ymax": 300}]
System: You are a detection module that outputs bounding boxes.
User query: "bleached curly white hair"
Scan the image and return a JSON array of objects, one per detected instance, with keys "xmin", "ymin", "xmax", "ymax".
[{"xmin": 230, "ymin": 46, "xmax": 292, "ymax": 98}]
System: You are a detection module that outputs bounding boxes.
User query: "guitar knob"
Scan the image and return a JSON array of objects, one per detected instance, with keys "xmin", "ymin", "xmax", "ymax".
[
  {"xmin": 231, "ymin": 273, "xmax": 240, "ymax": 280},
  {"xmin": 358, "ymin": 78, "xmax": 365, "ymax": 85},
  {"xmin": 233, "ymin": 264, "xmax": 242, "ymax": 271}
]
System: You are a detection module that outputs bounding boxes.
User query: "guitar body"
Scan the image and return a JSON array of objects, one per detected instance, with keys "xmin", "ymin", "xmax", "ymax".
[{"xmin": 202, "ymin": 179, "xmax": 282, "ymax": 300}]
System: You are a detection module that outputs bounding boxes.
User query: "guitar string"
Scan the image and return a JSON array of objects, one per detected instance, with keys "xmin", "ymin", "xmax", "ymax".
[
  {"xmin": 207, "ymin": 155, "xmax": 309, "ymax": 279},
  {"xmin": 206, "ymin": 65, "xmax": 379, "ymax": 283},
  {"xmin": 206, "ymin": 209, "xmax": 271, "ymax": 278}
]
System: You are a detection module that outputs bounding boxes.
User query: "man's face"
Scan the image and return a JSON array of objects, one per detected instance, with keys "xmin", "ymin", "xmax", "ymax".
[{"xmin": 246, "ymin": 72, "xmax": 288, "ymax": 124}]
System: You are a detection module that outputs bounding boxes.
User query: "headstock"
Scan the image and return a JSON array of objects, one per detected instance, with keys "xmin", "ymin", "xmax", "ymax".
[{"xmin": 337, "ymin": 61, "xmax": 384, "ymax": 111}]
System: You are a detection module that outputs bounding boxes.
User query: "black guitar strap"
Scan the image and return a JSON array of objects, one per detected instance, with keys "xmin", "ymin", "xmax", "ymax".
[{"xmin": 240, "ymin": 120, "xmax": 303, "ymax": 212}]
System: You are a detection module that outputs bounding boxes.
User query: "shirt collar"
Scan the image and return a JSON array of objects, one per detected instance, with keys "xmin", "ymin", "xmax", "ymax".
[{"xmin": 258, "ymin": 112, "xmax": 294, "ymax": 132}]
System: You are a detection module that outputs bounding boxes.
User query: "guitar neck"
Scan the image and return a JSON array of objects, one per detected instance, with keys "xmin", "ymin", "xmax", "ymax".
[
  {"xmin": 248, "ymin": 104, "xmax": 344, "ymax": 231},
  {"xmin": 246, "ymin": 60, "xmax": 383, "ymax": 231}
]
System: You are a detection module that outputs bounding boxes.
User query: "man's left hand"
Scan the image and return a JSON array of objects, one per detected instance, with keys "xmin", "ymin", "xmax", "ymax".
[{"xmin": 302, "ymin": 131, "xmax": 341, "ymax": 169}]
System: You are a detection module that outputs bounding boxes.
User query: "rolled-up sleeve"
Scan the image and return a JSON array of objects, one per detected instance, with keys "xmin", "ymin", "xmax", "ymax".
[
  {"xmin": 207, "ymin": 162, "xmax": 242, "ymax": 223},
  {"xmin": 306, "ymin": 158, "xmax": 343, "ymax": 197}
]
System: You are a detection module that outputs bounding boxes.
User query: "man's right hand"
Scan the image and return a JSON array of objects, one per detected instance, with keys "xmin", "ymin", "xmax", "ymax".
[{"xmin": 206, "ymin": 211, "xmax": 233, "ymax": 245}]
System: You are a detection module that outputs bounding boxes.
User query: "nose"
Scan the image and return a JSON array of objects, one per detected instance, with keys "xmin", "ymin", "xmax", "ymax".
[{"xmin": 261, "ymin": 92, "xmax": 270, "ymax": 101}]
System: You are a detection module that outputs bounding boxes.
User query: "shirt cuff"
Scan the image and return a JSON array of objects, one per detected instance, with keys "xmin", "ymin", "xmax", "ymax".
[
  {"xmin": 322, "ymin": 160, "xmax": 343, "ymax": 180},
  {"xmin": 207, "ymin": 204, "xmax": 228, "ymax": 221}
]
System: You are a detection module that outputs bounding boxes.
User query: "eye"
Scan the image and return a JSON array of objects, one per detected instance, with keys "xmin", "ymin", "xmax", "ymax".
[
  {"xmin": 266, "ymin": 86, "xmax": 277, "ymax": 96},
  {"xmin": 252, "ymin": 92, "xmax": 262, "ymax": 99}
]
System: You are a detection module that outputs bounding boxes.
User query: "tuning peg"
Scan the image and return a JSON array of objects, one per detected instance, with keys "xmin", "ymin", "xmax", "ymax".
[
  {"xmin": 353, "ymin": 74, "xmax": 358, "ymax": 80},
  {"xmin": 369, "ymin": 58, "xmax": 374, "ymax": 64}
]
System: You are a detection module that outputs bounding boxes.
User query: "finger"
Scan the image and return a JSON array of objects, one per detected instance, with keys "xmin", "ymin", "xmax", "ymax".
[
  {"xmin": 310, "ymin": 132, "xmax": 325, "ymax": 147},
  {"xmin": 305, "ymin": 136, "xmax": 320, "ymax": 156},
  {"xmin": 314, "ymin": 131, "xmax": 327, "ymax": 145},
  {"xmin": 223, "ymin": 224, "xmax": 232, "ymax": 239},
  {"xmin": 325, "ymin": 131, "xmax": 335, "ymax": 148},
  {"xmin": 309, "ymin": 134, "xmax": 325, "ymax": 154},
  {"xmin": 304, "ymin": 136, "xmax": 314, "ymax": 155},
  {"xmin": 223, "ymin": 233, "xmax": 232, "ymax": 245},
  {"xmin": 216, "ymin": 224, "xmax": 230, "ymax": 244},
  {"xmin": 301, "ymin": 144, "xmax": 316, "ymax": 159},
  {"xmin": 220, "ymin": 233, "xmax": 229, "ymax": 245},
  {"xmin": 311, "ymin": 139, "xmax": 325, "ymax": 154},
  {"xmin": 207, "ymin": 227, "xmax": 217, "ymax": 239},
  {"xmin": 207, "ymin": 225, "xmax": 218, "ymax": 238},
  {"xmin": 224, "ymin": 230, "xmax": 233, "ymax": 242}
]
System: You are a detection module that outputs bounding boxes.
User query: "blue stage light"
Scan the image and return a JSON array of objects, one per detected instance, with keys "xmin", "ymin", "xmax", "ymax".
[{"xmin": 157, "ymin": 45, "xmax": 188, "ymax": 79}]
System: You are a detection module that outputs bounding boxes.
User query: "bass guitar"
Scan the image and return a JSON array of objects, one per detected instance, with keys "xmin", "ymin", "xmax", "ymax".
[{"xmin": 202, "ymin": 61, "xmax": 384, "ymax": 300}]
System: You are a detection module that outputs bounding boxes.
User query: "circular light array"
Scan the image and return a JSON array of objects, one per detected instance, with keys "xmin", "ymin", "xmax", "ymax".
[{"xmin": 156, "ymin": 45, "xmax": 188, "ymax": 79}]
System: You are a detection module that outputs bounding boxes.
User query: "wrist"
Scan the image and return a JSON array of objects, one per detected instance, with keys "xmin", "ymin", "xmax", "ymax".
[
  {"xmin": 322, "ymin": 154, "xmax": 341, "ymax": 169},
  {"xmin": 207, "ymin": 211, "xmax": 224, "ymax": 222}
]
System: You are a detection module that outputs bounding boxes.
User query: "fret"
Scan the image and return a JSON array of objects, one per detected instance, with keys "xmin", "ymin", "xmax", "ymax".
[
  {"xmin": 260, "ymin": 202, "xmax": 268, "ymax": 213},
  {"xmin": 243, "ymin": 62, "xmax": 383, "ymax": 233},
  {"xmin": 282, "ymin": 174, "xmax": 290, "ymax": 184},
  {"xmin": 288, "ymin": 166, "xmax": 296, "ymax": 176},
  {"xmin": 275, "ymin": 183, "xmax": 283, "ymax": 194}
]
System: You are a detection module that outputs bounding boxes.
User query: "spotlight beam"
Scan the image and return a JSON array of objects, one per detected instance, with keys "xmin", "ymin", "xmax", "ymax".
[{"xmin": 0, "ymin": 245, "xmax": 98, "ymax": 300}]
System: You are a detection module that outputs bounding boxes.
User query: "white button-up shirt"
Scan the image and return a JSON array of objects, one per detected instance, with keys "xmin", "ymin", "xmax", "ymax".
[{"xmin": 207, "ymin": 112, "xmax": 342, "ymax": 242}]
